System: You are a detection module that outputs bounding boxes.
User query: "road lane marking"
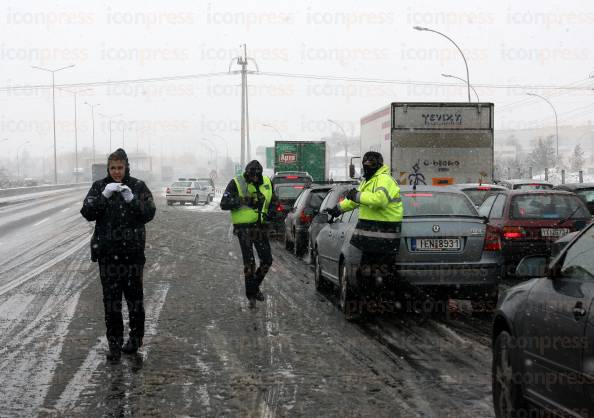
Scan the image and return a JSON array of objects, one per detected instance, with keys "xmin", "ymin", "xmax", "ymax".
[
  {"xmin": 0, "ymin": 235, "xmax": 89, "ymax": 297},
  {"xmin": 54, "ymin": 282, "xmax": 170, "ymax": 413},
  {"xmin": 33, "ymin": 217, "xmax": 50, "ymax": 226}
]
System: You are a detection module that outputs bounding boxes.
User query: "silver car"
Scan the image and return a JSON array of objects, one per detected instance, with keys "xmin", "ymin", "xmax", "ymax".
[
  {"xmin": 166, "ymin": 180, "xmax": 211, "ymax": 206},
  {"xmin": 314, "ymin": 185, "xmax": 503, "ymax": 317}
]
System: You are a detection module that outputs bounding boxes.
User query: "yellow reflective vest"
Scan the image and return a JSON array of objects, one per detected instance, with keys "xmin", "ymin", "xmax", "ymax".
[
  {"xmin": 231, "ymin": 175, "xmax": 273, "ymax": 225},
  {"xmin": 339, "ymin": 165, "xmax": 403, "ymax": 222}
]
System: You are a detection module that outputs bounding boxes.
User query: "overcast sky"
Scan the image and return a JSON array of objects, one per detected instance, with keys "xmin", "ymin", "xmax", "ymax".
[{"xmin": 0, "ymin": 0, "xmax": 593, "ymax": 161}]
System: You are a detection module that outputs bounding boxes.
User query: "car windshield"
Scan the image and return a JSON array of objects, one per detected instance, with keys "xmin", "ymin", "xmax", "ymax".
[
  {"xmin": 172, "ymin": 182, "xmax": 191, "ymax": 187},
  {"xmin": 307, "ymin": 189, "xmax": 330, "ymax": 209},
  {"xmin": 402, "ymin": 192, "xmax": 478, "ymax": 217},
  {"xmin": 510, "ymin": 194, "xmax": 590, "ymax": 219},
  {"xmin": 576, "ymin": 189, "xmax": 594, "ymax": 203},
  {"xmin": 514, "ymin": 183, "xmax": 553, "ymax": 190},
  {"xmin": 462, "ymin": 188, "xmax": 502, "ymax": 206},
  {"xmin": 275, "ymin": 185, "xmax": 305, "ymax": 200}
]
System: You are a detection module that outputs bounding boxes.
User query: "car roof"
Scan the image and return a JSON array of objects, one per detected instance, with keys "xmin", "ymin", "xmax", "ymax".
[
  {"xmin": 399, "ymin": 185, "xmax": 467, "ymax": 194},
  {"xmin": 450, "ymin": 183, "xmax": 507, "ymax": 189},
  {"xmin": 500, "ymin": 179, "xmax": 553, "ymax": 185},
  {"xmin": 554, "ymin": 183, "xmax": 594, "ymax": 190},
  {"xmin": 504, "ymin": 189, "xmax": 576, "ymax": 196}
]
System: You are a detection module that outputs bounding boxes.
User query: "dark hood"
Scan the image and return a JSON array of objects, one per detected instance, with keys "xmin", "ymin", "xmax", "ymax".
[
  {"xmin": 243, "ymin": 160, "xmax": 263, "ymax": 185},
  {"xmin": 107, "ymin": 148, "xmax": 131, "ymax": 182}
]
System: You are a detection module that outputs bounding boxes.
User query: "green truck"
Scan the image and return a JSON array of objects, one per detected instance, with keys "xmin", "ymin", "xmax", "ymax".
[{"xmin": 274, "ymin": 141, "xmax": 327, "ymax": 182}]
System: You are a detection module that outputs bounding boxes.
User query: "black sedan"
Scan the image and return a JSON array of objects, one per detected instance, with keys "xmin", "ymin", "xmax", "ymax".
[
  {"xmin": 491, "ymin": 223, "xmax": 594, "ymax": 417},
  {"xmin": 283, "ymin": 185, "xmax": 332, "ymax": 257}
]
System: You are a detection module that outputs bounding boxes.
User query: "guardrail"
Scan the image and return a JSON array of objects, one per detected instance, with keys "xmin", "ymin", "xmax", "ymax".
[{"xmin": 0, "ymin": 183, "xmax": 90, "ymax": 199}]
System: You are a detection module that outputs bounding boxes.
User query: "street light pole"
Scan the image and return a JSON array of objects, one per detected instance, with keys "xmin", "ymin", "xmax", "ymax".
[
  {"xmin": 441, "ymin": 73, "xmax": 480, "ymax": 102},
  {"xmin": 527, "ymin": 92, "xmax": 559, "ymax": 158},
  {"xmin": 262, "ymin": 123, "xmax": 285, "ymax": 141},
  {"xmin": 84, "ymin": 102, "xmax": 100, "ymax": 164},
  {"xmin": 31, "ymin": 64, "xmax": 75, "ymax": 184},
  {"xmin": 60, "ymin": 88, "xmax": 92, "ymax": 182},
  {"xmin": 201, "ymin": 138, "xmax": 219, "ymax": 174},
  {"xmin": 98, "ymin": 113, "xmax": 123, "ymax": 152},
  {"xmin": 413, "ymin": 27, "xmax": 471, "ymax": 103},
  {"xmin": 327, "ymin": 119, "xmax": 349, "ymax": 179},
  {"xmin": 16, "ymin": 141, "xmax": 31, "ymax": 178}
]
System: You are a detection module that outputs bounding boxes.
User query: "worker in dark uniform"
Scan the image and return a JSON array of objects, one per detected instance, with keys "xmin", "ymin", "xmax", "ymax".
[
  {"xmin": 220, "ymin": 160, "xmax": 273, "ymax": 306},
  {"xmin": 80, "ymin": 148, "xmax": 156, "ymax": 362},
  {"xmin": 327, "ymin": 151, "xmax": 403, "ymax": 315}
]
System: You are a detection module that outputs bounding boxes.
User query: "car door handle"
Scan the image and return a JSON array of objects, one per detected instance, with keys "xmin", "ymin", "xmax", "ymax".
[{"xmin": 573, "ymin": 302, "xmax": 587, "ymax": 320}]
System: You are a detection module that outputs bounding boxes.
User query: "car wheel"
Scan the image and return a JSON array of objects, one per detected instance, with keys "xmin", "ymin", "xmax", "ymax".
[
  {"xmin": 339, "ymin": 263, "xmax": 360, "ymax": 321},
  {"xmin": 314, "ymin": 251, "xmax": 325, "ymax": 291},
  {"xmin": 193, "ymin": 196, "xmax": 200, "ymax": 206},
  {"xmin": 284, "ymin": 229, "xmax": 294, "ymax": 251},
  {"xmin": 293, "ymin": 230, "xmax": 305, "ymax": 257},
  {"xmin": 492, "ymin": 331, "xmax": 529, "ymax": 418}
]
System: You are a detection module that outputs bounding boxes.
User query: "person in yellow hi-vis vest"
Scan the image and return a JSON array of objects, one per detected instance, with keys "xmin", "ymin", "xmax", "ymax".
[
  {"xmin": 220, "ymin": 160, "xmax": 273, "ymax": 305},
  {"xmin": 326, "ymin": 152, "xmax": 403, "ymax": 314}
]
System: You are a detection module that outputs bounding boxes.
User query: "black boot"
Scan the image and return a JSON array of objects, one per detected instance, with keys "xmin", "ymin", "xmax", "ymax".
[
  {"xmin": 106, "ymin": 344, "xmax": 121, "ymax": 362},
  {"xmin": 254, "ymin": 290, "xmax": 265, "ymax": 301},
  {"xmin": 122, "ymin": 337, "xmax": 143, "ymax": 354}
]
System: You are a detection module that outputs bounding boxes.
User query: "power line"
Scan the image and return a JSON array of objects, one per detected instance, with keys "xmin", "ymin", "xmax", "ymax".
[
  {"xmin": 0, "ymin": 71, "xmax": 236, "ymax": 92},
  {"xmin": 253, "ymin": 71, "xmax": 594, "ymax": 91}
]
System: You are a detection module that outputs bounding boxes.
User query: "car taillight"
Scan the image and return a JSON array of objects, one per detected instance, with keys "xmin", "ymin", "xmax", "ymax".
[
  {"xmin": 299, "ymin": 210, "xmax": 312, "ymax": 224},
  {"xmin": 484, "ymin": 225, "xmax": 502, "ymax": 251},
  {"xmin": 276, "ymin": 203, "xmax": 285, "ymax": 212},
  {"xmin": 286, "ymin": 175, "xmax": 298, "ymax": 179},
  {"xmin": 503, "ymin": 226, "xmax": 526, "ymax": 240},
  {"xmin": 186, "ymin": 188, "xmax": 192, "ymax": 194},
  {"xmin": 166, "ymin": 187, "xmax": 171, "ymax": 193}
]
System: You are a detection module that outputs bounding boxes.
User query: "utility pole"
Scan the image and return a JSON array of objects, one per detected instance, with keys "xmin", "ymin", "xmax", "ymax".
[{"xmin": 230, "ymin": 44, "xmax": 259, "ymax": 167}]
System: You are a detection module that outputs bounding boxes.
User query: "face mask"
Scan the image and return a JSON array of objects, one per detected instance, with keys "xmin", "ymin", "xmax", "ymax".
[{"xmin": 363, "ymin": 163, "xmax": 379, "ymax": 179}]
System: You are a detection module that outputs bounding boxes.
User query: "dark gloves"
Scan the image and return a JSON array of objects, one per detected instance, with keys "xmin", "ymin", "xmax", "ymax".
[
  {"xmin": 345, "ymin": 188, "xmax": 358, "ymax": 202},
  {"xmin": 241, "ymin": 196, "xmax": 259, "ymax": 209},
  {"xmin": 326, "ymin": 206, "xmax": 342, "ymax": 218}
]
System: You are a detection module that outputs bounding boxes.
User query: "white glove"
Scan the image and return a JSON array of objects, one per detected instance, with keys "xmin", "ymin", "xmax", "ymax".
[
  {"xmin": 119, "ymin": 185, "xmax": 134, "ymax": 203},
  {"xmin": 102, "ymin": 182, "xmax": 121, "ymax": 199}
]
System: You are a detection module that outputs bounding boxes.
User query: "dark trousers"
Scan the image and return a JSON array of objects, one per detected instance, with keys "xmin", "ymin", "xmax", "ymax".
[
  {"xmin": 236, "ymin": 226, "xmax": 273, "ymax": 297},
  {"xmin": 99, "ymin": 256, "xmax": 145, "ymax": 347}
]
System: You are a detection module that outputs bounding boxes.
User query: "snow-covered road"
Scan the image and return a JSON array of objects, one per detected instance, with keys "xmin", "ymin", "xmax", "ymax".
[{"xmin": 0, "ymin": 188, "xmax": 495, "ymax": 417}]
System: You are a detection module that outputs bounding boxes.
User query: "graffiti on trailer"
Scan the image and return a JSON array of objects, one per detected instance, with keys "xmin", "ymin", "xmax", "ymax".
[
  {"xmin": 408, "ymin": 160, "xmax": 426, "ymax": 186},
  {"xmin": 421, "ymin": 113, "xmax": 463, "ymax": 126}
]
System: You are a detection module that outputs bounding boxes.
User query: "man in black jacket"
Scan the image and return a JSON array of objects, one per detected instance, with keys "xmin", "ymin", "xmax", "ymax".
[{"xmin": 80, "ymin": 148, "xmax": 156, "ymax": 361}]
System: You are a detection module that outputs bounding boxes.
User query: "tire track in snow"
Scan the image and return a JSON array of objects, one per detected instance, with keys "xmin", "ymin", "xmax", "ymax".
[
  {"xmin": 0, "ymin": 254, "xmax": 92, "ymax": 416},
  {"xmin": 53, "ymin": 282, "xmax": 170, "ymax": 414}
]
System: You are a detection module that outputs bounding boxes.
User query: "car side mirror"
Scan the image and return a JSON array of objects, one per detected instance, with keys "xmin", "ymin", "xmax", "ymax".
[
  {"xmin": 515, "ymin": 255, "xmax": 549, "ymax": 279},
  {"xmin": 349, "ymin": 164, "xmax": 356, "ymax": 179}
]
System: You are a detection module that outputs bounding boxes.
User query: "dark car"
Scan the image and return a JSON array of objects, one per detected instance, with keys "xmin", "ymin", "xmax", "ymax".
[
  {"xmin": 491, "ymin": 223, "xmax": 594, "ymax": 417},
  {"xmin": 450, "ymin": 183, "xmax": 508, "ymax": 207},
  {"xmin": 478, "ymin": 190, "xmax": 591, "ymax": 277},
  {"xmin": 283, "ymin": 185, "xmax": 332, "ymax": 257},
  {"xmin": 314, "ymin": 186, "xmax": 503, "ymax": 318},
  {"xmin": 554, "ymin": 182, "xmax": 594, "ymax": 215},
  {"xmin": 498, "ymin": 179, "xmax": 553, "ymax": 190},
  {"xmin": 270, "ymin": 172, "xmax": 314, "ymax": 233},
  {"xmin": 308, "ymin": 182, "xmax": 357, "ymax": 264}
]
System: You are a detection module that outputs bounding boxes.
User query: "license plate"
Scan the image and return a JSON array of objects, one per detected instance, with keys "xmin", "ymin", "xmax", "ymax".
[
  {"xmin": 412, "ymin": 238, "xmax": 461, "ymax": 251},
  {"xmin": 541, "ymin": 228, "xmax": 570, "ymax": 238}
]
